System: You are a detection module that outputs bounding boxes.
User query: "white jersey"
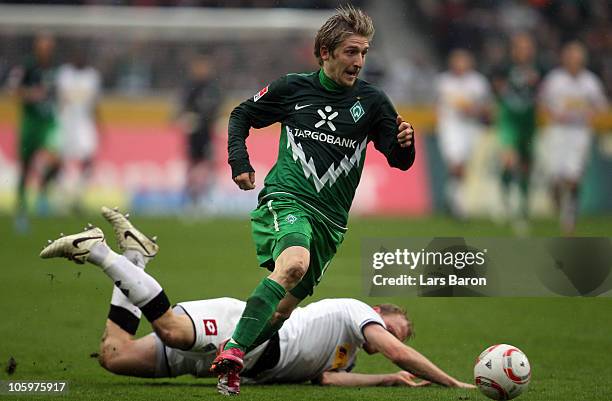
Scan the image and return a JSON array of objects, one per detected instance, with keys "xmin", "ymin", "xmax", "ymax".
[
  {"xmin": 539, "ymin": 68, "xmax": 608, "ymax": 179},
  {"xmin": 540, "ymin": 68, "xmax": 607, "ymax": 127},
  {"xmin": 436, "ymin": 71, "xmax": 491, "ymax": 164},
  {"xmin": 56, "ymin": 64, "xmax": 101, "ymax": 159},
  {"xmin": 246, "ymin": 298, "xmax": 385, "ymax": 383},
  {"xmin": 162, "ymin": 298, "xmax": 384, "ymax": 382}
]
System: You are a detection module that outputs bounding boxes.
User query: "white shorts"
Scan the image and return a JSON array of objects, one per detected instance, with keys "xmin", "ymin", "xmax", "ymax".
[
  {"xmin": 544, "ymin": 125, "xmax": 592, "ymax": 181},
  {"xmin": 437, "ymin": 121, "xmax": 482, "ymax": 166},
  {"xmin": 58, "ymin": 111, "xmax": 99, "ymax": 160},
  {"xmin": 152, "ymin": 298, "xmax": 264, "ymax": 378}
]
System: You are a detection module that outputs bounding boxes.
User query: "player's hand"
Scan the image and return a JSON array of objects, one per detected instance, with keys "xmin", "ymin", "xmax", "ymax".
[
  {"xmin": 392, "ymin": 371, "xmax": 431, "ymax": 387},
  {"xmin": 396, "ymin": 115, "xmax": 414, "ymax": 148},
  {"xmin": 451, "ymin": 380, "xmax": 477, "ymax": 389},
  {"xmin": 233, "ymin": 172, "xmax": 256, "ymax": 190}
]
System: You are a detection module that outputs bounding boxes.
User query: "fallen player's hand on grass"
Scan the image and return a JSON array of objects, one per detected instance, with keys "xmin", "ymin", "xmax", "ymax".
[
  {"xmin": 233, "ymin": 172, "xmax": 256, "ymax": 190},
  {"xmin": 391, "ymin": 371, "xmax": 431, "ymax": 387},
  {"xmin": 396, "ymin": 115, "xmax": 414, "ymax": 148},
  {"xmin": 451, "ymin": 379, "xmax": 477, "ymax": 389}
]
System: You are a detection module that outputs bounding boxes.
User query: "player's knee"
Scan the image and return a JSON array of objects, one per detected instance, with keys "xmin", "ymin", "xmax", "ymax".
[
  {"xmin": 284, "ymin": 260, "xmax": 308, "ymax": 284},
  {"xmin": 98, "ymin": 339, "xmax": 123, "ymax": 373},
  {"xmin": 155, "ymin": 327, "xmax": 190, "ymax": 350}
]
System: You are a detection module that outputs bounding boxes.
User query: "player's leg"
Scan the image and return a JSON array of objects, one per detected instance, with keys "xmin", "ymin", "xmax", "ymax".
[
  {"xmin": 40, "ymin": 226, "xmax": 194, "ymax": 350},
  {"xmin": 557, "ymin": 128, "xmax": 590, "ymax": 236},
  {"xmin": 249, "ymin": 292, "xmax": 301, "ymax": 350},
  {"xmin": 15, "ymin": 144, "xmax": 35, "ymax": 233},
  {"xmin": 36, "ymin": 121, "xmax": 62, "ymax": 215},
  {"xmin": 97, "ymin": 320, "xmax": 158, "ymax": 377},
  {"xmin": 211, "ymin": 200, "xmax": 315, "ymax": 394},
  {"xmin": 515, "ymin": 118, "xmax": 536, "ymax": 224},
  {"xmin": 439, "ymin": 125, "xmax": 469, "ymax": 219},
  {"xmin": 223, "ymin": 245, "xmax": 308, "ymax": 353},
  {"xmin": 498, "ymin": 114, "xmax": 517, "ymax": 209}
]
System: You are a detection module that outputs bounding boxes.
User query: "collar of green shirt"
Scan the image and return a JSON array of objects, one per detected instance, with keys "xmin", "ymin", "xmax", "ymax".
[{"xmin": 318, "ymin": 68, "xmax": 347, "ymax": 93}]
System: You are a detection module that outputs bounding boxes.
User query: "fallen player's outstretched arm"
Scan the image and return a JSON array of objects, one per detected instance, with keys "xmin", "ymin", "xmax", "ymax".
[
  {"xmin": 317, "ymin": 370, "xmax": 430, "ymax": 387},
  {"xmin": 362, "ymin": 323, "xmax": 475, "ymax": 389}
]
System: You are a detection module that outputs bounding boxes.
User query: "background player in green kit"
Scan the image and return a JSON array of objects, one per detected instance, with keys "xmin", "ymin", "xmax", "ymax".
[
  {"xmin": 211, "ymin": 5, "xmax": 416, "ymax": 395},
  {"xmin": 10, "ymin": 33, "xmax": 62, "ymax": 231},
  {"xmin": 491, "ymin": 32, "xmax": 541, "ymax": 231}
]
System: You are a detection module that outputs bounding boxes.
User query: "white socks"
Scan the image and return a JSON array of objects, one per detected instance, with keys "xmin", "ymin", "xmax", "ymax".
[{"xmin": 89, "ymin": 243, "xmax": 162, "ymax": 308}]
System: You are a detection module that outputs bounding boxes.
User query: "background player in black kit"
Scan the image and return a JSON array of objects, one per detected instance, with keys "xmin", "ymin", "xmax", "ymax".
[{"xmin": 175, "ymin": 54, "xmax": 221, "ymax": 211}]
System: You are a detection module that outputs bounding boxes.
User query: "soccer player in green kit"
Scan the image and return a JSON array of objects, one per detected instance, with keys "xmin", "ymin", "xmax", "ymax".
[
  {"xmin": 491, "ymin": 33, "xmax": 541, "ymax": 231},
  {"xmin": 211, "ymin": 5, "xmax": 415, "ymax": 395},
  {"xmin": 10, "ymin": 33, "xmax": 61, "ymax": 231}
]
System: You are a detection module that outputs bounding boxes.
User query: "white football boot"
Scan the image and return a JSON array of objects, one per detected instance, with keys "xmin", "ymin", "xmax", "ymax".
[
  {"xmin": 40, "ymin": 226, "xmax": 105, "ymax": 264},
  {"xmin": 101, "ymin": 206, "xmax": 159, "ymax": 258}
]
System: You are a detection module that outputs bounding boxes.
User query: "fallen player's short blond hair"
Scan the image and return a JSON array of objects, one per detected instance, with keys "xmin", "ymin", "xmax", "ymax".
[{"xmin": 375, "ymin": 303, "xmax": 414, "ymax": 340}]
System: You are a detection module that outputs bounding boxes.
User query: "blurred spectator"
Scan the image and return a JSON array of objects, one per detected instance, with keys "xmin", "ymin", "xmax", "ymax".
[
  {"xmin": 7, "ymin": 33, "xmax": 62, "ymax": 231},
  {"xmin": 491, "ymin": 32, "xmax": 542, "ymax": 233},
  {"xmin": 56, "ymin": 47, "xmax": 103, "ymax": 214},
  {"xmin": 539, "ymin": 41, "xmax": 608, "ymax": 235},
  {"xmin": 413, "ymin": 0, "xmax": 612, "ymax": 97},
  {"xmin": 436, "ymin": 49, "xmax": 492, "ymax": 219},
  {"xmin": 174, "ymin": 54, "xmax": 221, "ymax": 212}
]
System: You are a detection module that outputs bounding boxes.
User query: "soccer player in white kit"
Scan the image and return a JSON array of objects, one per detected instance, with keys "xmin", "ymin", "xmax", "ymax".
[
  {"xmin": 539, "ymin": 41, "xmax": 608, "ymax": 235},
  {"xmin": 56, "ymin": 51, "xmax": 102, "ymax": 211},
  {"xmin": 436, "ymin": 49, "xmax": 492, "ymax": 218},
  {"xmin": 40, "ymin": 208, "xmax": 475, "ymax": 394}
]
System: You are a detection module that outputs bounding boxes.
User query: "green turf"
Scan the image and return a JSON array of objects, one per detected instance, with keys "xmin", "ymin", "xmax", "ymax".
[{"xmin": 0, "ymin": 215, "xmax": 611, "ymax": 400}]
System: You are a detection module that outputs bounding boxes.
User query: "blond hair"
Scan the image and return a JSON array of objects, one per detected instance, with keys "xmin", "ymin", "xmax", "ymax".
[
  {"xmin": 375, "ymin": 303, "xmax": 414, "ymax": 340},
  {"xmin": 314, "ymin": 4, "xmax": 375, "ymax": 66}
]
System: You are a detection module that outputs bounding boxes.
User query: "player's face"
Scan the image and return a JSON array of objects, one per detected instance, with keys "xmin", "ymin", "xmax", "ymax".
[
  {"xmin": 512, "ymin": 35, "xmax": 535, "ymax": 64},
  {"xmin": 449, "ymin": 51, "xmax": 472, "ymax": 75},
  {"xmin": 382, "ymin": 313, "xmax": 410, "ymax": 342},
  {"xmin": 562, "ymin": 45, "xmax": 585, "ymax": 75},
  {"xmin": 35, "ymin": 36, "xmax": 55, "ymax": 63},
  {"xmin": 321, "ymin": 34, "xmax": 369, "ymax": 87}
]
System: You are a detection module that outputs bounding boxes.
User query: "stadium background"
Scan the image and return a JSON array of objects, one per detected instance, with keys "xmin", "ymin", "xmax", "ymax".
[
  {"xmin": 0, "ymin": 1, "xmax": 611, "ymax": 401},
  {"xmin": 0, "ymin": 0, "xmax": 611, "ymax": 218}
]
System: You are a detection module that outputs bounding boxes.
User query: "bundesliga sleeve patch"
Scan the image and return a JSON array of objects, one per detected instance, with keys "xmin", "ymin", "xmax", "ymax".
[{"xmin": 253, "ymin": 85, "xmax": 269, "ymax": 102}]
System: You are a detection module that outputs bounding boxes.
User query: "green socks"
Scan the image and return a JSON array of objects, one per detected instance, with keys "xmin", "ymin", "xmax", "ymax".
[{"xmin": 225, "ymin": 277, "xmax": 286, "ymax": 352}]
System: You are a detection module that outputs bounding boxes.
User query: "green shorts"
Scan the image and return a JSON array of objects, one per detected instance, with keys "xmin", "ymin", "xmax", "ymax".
[
  {"xmin": 250, "ymin": 197, "xmax": 345, "ymax": 300},
  {"xmin": 19, "ymin": 115, "xmax": 60, "ymax": 161},
  {"xmin": 498, "ymin": 109, "xmax": 536, "ymax": 161}
]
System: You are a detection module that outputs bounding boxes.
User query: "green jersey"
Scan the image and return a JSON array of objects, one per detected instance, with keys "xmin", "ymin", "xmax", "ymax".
[
  {"xmin": 228, "ymin": 69, "xmax": 415, "ymax": 229},
  {"xmin": 18, "ymin": 56, "xmax": 57, "ymax": 122},
  {"xmin": 493, "ymin": 63, "xmax": 541, "ymax": 116}
]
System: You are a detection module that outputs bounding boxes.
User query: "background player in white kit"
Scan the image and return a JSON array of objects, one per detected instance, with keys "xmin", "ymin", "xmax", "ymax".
[
  {"xmin": 39, "ymin": 208, "xmax": 475, "ymax": 393},
  {"xmin": 435, "ymin": 49, "xmax": 492, "ymax": 219},
  {"xmin": 56, "ymin": 49, "xmax": 103, "ymax": 212},
  {"xmin": 539, "ymin": 41, "xmax": 608, "ymax": 235}
]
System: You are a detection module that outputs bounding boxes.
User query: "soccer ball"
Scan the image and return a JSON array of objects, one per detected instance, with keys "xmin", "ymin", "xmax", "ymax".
[{"xmin": 474, "ymin": 344, "xmax": 531, "ymax": 400}]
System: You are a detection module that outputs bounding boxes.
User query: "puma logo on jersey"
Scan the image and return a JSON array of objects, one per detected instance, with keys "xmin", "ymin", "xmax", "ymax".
[
  {"xmin": 316, "ymin": 106, "xmax": 338, "ymax": 131},
  {"xmin": 294, "ymin": 103, "xmax": 312, "ymax": 110}
]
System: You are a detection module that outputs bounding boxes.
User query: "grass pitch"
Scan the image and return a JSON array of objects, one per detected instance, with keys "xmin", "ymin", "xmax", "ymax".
[{"xmin": 0, "ymin": 215, "xmax": 611, "ymax": 401}]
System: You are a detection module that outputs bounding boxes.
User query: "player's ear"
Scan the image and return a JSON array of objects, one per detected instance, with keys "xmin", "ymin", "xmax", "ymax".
[
  {"xmin": 320, "ymin": 46, "xmax": 330, "ymax": 61},
  {"xmin": 372, "ymin": 306, "xmax": 381, "ymax": 314}
]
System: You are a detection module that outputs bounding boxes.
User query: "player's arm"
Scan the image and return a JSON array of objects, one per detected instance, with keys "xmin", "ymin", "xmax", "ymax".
[
  {"xmin": 7, "ymin": 65, "xmax": 45, "ymax": 102},
  {"xmin": 370, "ymin": 93, "xmax": 415, "ymax": 171},
  {"xmin": 316, "ymin": 370, "xmax": 430, "ymax": 387},
  {"xmin": 93, "ymin": 71, "xmax": 105, "ymax": 139},
  {"xmin": 228, "ymin": 76, "xmax": 290, "ymax": 190},
  {"xmin": 363, "ymin": 323, "xmax": 475, "ymax": 389}
]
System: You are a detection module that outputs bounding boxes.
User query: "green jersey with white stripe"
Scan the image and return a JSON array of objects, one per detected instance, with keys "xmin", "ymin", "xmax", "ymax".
[{"xmin": 228, "ymin": 69, "xmax": 415, "ymax": 229}]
